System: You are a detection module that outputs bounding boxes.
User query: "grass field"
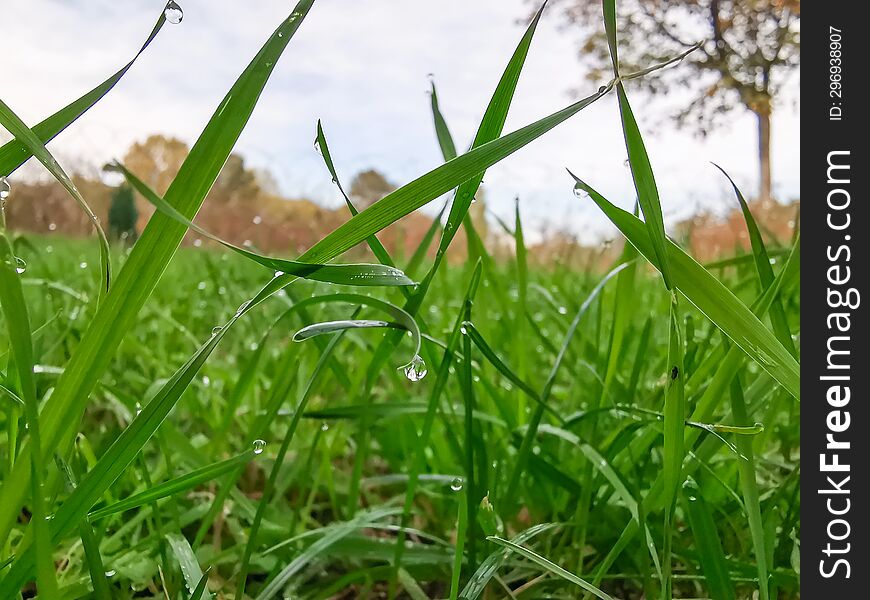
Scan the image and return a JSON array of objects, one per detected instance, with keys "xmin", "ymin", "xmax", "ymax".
[{"xmin": 0, "ymin": 1, "xmax": 800, "ymax": 598}]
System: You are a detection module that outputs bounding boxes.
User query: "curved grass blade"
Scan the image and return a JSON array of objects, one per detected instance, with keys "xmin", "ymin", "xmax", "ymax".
[
  {"xmin": 0, "ymin": 99, "xmax": 111, "ymax": 295},
  {"xmin": 0, "ymin": 9, "xmax": 167, "ymax": 176},
  {"xmin": 116, "ymin": 163, "xmax": 413, "ymax": 287},
  {"xmin": 289, "ymin": 293, "xmax": 422, "ymax": 371},
  {"xmin": 87, "ymin": 449, "xmax": 258, "ymax": 521},
  {"xmin": 255, "ymin": 507, "xmax": 399, "ymax": 600},
  {"xmin": 570, "ymin": 173, "xmax": 799, "ymax": 400},
  {"xmin": 0, "ymin": 0, "xmax": 318, "ymax": 549},
  {"xmin": 461, "ymin": 321, "xmax": 562, "ymax": 421},
  {"xmin": 314, "ymin": 120, "xmax": 398, "ymax": 271},
  {"xmin": 486, "ymin": 536, "xmax": 614, "ymax": 600},
  {"xmin": 460, "ymin": 523, "xmax": 557, "ymax": 600},
  {"xmin": 714, "ymin": 163, "xmax": 795, "ymax": 357},
  {"xmin": 430, "ymin": 82, "xmax": 458, "ymax": 161}
]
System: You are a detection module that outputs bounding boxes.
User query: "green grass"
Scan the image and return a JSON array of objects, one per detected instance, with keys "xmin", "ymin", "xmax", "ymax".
[{"xmin": 0, "ymin": 1, "xmax": 799, "ymax": 598}]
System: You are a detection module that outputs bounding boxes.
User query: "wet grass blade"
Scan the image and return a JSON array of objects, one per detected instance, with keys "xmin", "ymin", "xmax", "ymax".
[
  {"xmin": 0, "ymin": 0, "xmax": 318, "ymax": 548},
  {"xmin": 460, "ymin": 523, "xmax": 557, "ymax": 600},
  {"xmin": 0, "ymin": 99, "xmax": 112, "ymax": 296},
  {"xmin": 117, "ymin": 163, "xmax": 413, "ymax": 287},
  {"xmin": 570, "ymin": 174, "xmax": 799, "ymax": 400},
  {"xmin": 487, "ymin": 536, "xmax": 614, "ymax": 600},
  {"xmin": 87, "ymin": 449, "xmax": 258, "ymax": 521},
  {"xmin": 166, "ymin": 533, "xmax": 212, "ymax": 600},
  {"xmin": 0, "ymin": 9, "xmax": 167, "ymax": 176}
]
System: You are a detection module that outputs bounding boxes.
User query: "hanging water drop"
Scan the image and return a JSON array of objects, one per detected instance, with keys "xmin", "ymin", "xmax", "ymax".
[
  {"xmin": 403, "ymin": 355, "xmax": 428, "ymax": 382},
  {"xmin": 104, "ymin": 570, "xmax": 116, "ymax": 578},
  {"xmin": 450, "ymin": 477, "xmax": 464, "ymax": 492},
  {"xmin": 573, "ymin": 184, "xmax": 590, "ymax": 199},
  {"xmin": 557, "ymin": 306, "xmax": 568, "ymax": 315},
  {"xmin": 79, "ymin": 261, "xmax": 88, "ymax": 269},
  {"xmin": 252, "ymin": 215, "xmax": 262, "ymax": 225},
  {"xmin": 48, "ymin": 222, "xmax": 57, "ymax": 231},
  {"xmin": 459, "ymin": 324, "xmax": 467, "ymax": 335},
  {"xmin": 0, "ymin": 177, "xmax": 10, "ymax": 200},
  {"xmin": 164, "ymin": 1, "xmax": 183, "ymax": 24},
  {"xmin": 320, "ymin": 422, "xmax": 329, "ymax": 432},
  {"xmin": 252, "ymin": 439, "xmax": 266, "ymax": 454},
  {"xmin": 193, "ymin": 238, "xmax": 203, "ymax": 247},
  {"xmin": 14, "ymin": 257, "xmax": 26, "ymax": 274}
]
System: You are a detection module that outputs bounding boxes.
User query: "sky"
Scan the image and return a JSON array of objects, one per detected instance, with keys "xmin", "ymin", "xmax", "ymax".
[{"xmin": 1, "ymin": 0, "xmax": 800, "ymax": 241}]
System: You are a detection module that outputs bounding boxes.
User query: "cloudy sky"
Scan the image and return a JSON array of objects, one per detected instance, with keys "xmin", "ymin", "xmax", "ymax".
[{"xmin": 1, "ymin": 0, "xmax": 799, "ymax": 240}]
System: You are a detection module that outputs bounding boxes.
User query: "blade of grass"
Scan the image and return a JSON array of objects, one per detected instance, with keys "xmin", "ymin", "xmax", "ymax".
[
  {"xmin": 487, "ymin": 536, "xmax": 614, "ymax": 600},
  {"xmin": 0, "ymin": 99, "xmax": 112, "ymax": 296},
  {"xmin": 166, "ymin": 533, "xmax": 212, "ymax": 600},
  {"xmin": 661, "ymin": 295, "xmax": 685, "ymax": 600},
  {"xmin": 117, "ymin": 163, "xmax": 414, "ymax": 287},
  {"xmin": 87, "ymin": 449, "xmax": 258, "ymax": 522},
  {"xmin": 0, "ymin": 234, "xmax": 58, "ymax": 596},
  {"xmin": 681, "ymin": 478, "xmax": 736, "ymax": 600},
  {"xmin": 570, "ymin": 174, "xmax": 799, "ymax": 400},
  {"xmin": 0, "ymin": 0, "xmax": 318, "ymax": 548},
  {"xmin": 0, "ymin": 8, "xmax": 167, "ymax": 176},
  {"xmin": 714, "ymin": 163, "xmax": 795, "ymax": 357}
]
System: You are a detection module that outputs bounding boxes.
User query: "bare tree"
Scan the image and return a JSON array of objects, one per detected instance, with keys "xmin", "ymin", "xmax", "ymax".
[{"xmin": 543, "ymin": 0, "xmax": 800, "ymax": 202}]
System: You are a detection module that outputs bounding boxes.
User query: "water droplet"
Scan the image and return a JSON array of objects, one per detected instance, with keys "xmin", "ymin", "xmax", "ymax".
[
  {"xmin": 573, "ymin": 184, "xmax": 590, "ymax": 199},
  {"xmin": 104, "ymin": 569, "xmax": 116, "ymax": 577},
  {"xmin": 212, "ymin": 326, "xmax": 223, "ymax": 335},
  {"xmin": 253, "ymin": 439, "xmax": 266, "ymax": 454},
  {"xmin": 48, "ymin": 222, "xmax": 57, "ymax": 231},
  {"xmin": 598, "ymin": 85, "xmax": 607, "ymax": 93},
  {"xmin": 557, "ymin": 306, "xmax": 568, "ymax": 315},
  {"xmin": 193, "ymin": 238, "xmax": 203, "ymax": 247},
  {"xmin": 202, "ymin": 375, "xmax": 210, "ymax": 387},
  {"xmin": 14, "ymin": 257, "xmax": 26, "ymax": 274},
  {"xmin": 243, "ymin": 239, "xmax": 253, "ymax": 247},
  {"xmin": 0, "ymin": 177, "xmax": 9, "ymax": 201},
  {"xmin": 274, "ymin": 270, "xmax": 285, "ymax": 278},
  {"xmin": 45, "ymin": 246, "xmax": 53, "ymax": 254},
  {"xmin": 459, "ymin": 325, "xmax": 467, "ymax": 335},
  {"xmin": 278, "ymin": 31, "xmax": 284, "ymax": 37},
  {"xmin": 252, "ymin": 215, "xmax": 262, "ymax": 225},
  {"xmin": 197, "ymin": 281, "xmax": 207, "ymax": 290},
  {"xmin": 403, "ymin": 355, "xmax": 428, "ymax": 382},
  {"xmin": 164, "ymin": 1, "xmax": 183, "ymax": 24},
  {"xmin": 450, "ymin": 477, "xmax": 464, "ymax": 491},
  {"xmin": 320, "ymin": 422, "xmax": 329, "ymax": 432}
]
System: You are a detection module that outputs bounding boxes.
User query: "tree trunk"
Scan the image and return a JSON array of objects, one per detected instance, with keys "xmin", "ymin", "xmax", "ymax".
[{"xmin": 756, "ymin": 109, "xmax": 772, "ymax": 203}]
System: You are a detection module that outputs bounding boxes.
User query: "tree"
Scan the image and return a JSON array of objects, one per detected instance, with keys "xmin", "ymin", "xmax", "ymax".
[
  {"xmin": 544, "ymin": 0, "xmax": 800, "ymax": 202},
  {"xmin": 108, "ymin": 184, "xmax": 138, "ymax": 243}
]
